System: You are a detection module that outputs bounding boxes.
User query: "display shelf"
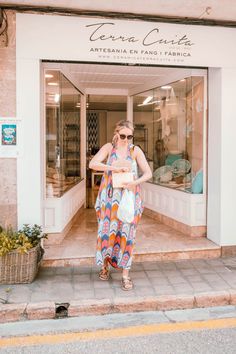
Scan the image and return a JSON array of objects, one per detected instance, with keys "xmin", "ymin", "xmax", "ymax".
[
  {"xmin": 134, "ymin": 126, "xmax": 148, "ymax": 156},
  {"xmin": 63, "ymin": 123, "xmax": 80, "ymax": 177}
]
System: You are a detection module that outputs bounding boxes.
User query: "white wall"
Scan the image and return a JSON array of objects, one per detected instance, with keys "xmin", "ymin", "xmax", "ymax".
[
  {"xmin": 143, "ymin": 182, "xmax": 206, "ymax": 226},
  {"xmin": 207, "ymin": 68, "xmax": 222, "ymax": 245},
  {"xmin": 44, "ymin": 179, "xmax": 85, "ymax": 233},
  {"xmin": 17, "ymin": 59, "xmax": 42, "ymax": 227},
  {"xmin": 220, "ymin": 68, "xmax": 236, "ymax": 245},
  {"xmin": 208, "ymin": 68, "xmax": 236, "ymax": 246}
]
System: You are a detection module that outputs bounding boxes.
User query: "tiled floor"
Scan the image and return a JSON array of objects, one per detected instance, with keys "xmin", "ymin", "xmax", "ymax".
[{"xmin": 43, "ymin": 207, "xmax": 220, "ymax": 267}]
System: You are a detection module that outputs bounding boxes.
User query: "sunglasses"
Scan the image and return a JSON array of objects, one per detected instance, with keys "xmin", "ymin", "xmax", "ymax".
[{"xmin": 119, "ymin": 134, "xmax": 133, "ymax": 140}]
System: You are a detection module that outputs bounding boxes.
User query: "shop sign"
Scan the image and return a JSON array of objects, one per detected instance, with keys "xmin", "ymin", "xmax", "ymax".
[
  {"xmin": 85, "ymin": 20, "xmax": 194, "ymax": 66},
  {"xmin": 17, "ymin": 14, "xmax": 236, "ymax": 67}
]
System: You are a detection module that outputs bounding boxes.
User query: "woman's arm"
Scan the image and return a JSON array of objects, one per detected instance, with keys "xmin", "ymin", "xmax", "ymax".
[
  {"xmin": 133, "ymin": 146, "xmax": 152, "ymax": 184},
  {"xmin": 89, "ymin": 143, "xmax": 128, "ymax": 172}
]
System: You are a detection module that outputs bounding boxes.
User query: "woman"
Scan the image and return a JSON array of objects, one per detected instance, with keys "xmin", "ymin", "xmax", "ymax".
[{"xmin": 89, "ymin": 120, "xmax": 152, "ymax": 290}]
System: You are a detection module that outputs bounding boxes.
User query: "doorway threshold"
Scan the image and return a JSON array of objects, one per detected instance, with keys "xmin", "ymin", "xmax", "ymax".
[{"xmin": 42, "ymin": 209, "xmax": 221, "ymax": 268}]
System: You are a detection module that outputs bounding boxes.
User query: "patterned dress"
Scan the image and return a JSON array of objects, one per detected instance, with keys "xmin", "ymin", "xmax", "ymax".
[{"xmin": 95, "ymin": 144, "xmax": 143, "ymax": 270}]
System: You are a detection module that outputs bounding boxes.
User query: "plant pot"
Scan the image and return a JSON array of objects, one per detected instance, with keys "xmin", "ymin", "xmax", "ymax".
[{"xmin": 0, "ymin": 243, "xmax": 44, "ymax": 284}]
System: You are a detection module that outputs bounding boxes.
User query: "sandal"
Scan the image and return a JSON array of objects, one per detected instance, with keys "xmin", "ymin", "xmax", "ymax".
[
  {"xmin": 121, "ymin": 276, "xmax": 133, "ymax": 291},
  {"xmin": 98, "ymin": 266, "xmax": 110, "ymax": 281}
]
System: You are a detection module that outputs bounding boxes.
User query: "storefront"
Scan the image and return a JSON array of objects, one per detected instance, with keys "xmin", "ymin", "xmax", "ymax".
[{"xmin": 1, "ymin": 11, "xmax": 236, "ymax": 250}]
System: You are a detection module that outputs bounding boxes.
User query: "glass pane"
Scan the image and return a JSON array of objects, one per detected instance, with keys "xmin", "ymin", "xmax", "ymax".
[
  {"xmin": 186, "ymin": 76, "xmax": 204, "ymax": 194},
  {"xmin": 133, "ymin": 75, "xmax": 205, "ymax": 194},
  {"xmin": 133, "ymin": 90, "xmax": 153, "ymax": 173},
  {"xmin": 45, "ymin": 70, "xmax": 81, "ymax": 198}
]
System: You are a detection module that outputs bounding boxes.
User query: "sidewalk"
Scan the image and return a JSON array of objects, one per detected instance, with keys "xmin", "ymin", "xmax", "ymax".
[{"xmin": 1, "ymin": 257, "xmax": 236, "ymax": 323}]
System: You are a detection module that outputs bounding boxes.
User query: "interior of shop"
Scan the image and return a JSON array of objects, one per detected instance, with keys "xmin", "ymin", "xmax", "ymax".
[
  {"xmin": 43, "ymin": 63, "xmax": 211, "ymax": 264},
  {"xmin": 45, "ymin": 64, "xmax": 205, "ymax": 202}
]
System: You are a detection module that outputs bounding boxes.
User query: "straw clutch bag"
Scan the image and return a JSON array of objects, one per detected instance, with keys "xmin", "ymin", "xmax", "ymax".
[{"xmin": 112, "ymin": 172, "xmax": 134, "ymax": 188}]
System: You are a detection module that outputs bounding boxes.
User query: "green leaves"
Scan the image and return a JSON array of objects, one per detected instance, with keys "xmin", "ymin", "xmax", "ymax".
[
  {"xmin": 0, "ymin": 224, "xmax": 48, "ymax": 256},
  {"xmin": 18, "ymin": 224, "xmax": 48, "ymax": 247}
]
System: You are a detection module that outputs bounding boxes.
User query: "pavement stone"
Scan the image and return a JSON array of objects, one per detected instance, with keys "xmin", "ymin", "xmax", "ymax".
[
  {"xmin": 153, "ymin": 285, "xmax": 175, "ymax": 295},
  {"xmin": 186, "ymin": 275, "xmax": 204, "ymax": 283},
  {"xmin": 134, "ymin": 286, "xmax": 156, "ymax": 296},
  {"xmin": 195, "ymin": 290, "xmax": 230, "ymax": 307},
  {"xmin": 0, "ymin": 303, "xmax": 27, "ymax": 323},
  {"xmin": 142, "ymin": 263, "xmax": 159, "ymax": 270},
  {"xmin": 1, "ymin": 257, "xmax": 236, "ymax": 323},
  {"xmin": 72, "ymin": 274, "xmax": 91, "ymax": 282},
  {"xmin": 190, "ymin": 281, "xmax": 213, "ymax": 290},
  {"xmin": 145, "ymin": 270, "xmax": 165, "ymax": 278},
  {"xmin": 180, "ymin": 268, "xmax": 200, "ymax": 276},
  {"xmin": 149, "ymin": 277, "xmax": 170, "ymax": 285},
  {"xmin": 68, "ymin": 298, "xmax": 111, "ymax": 316},
  {"xmin": 130, "ymin": 263, "xmax": 144, "ymax": 271},
  {"xmin": 114, "ymin": 288, "xmax": 136, "ymax": 297},
  {"xmin": 26, "ymin": 302, "xmax": 55, "ymax": 320},
  {"xmin": 94, "ymin": 288, "xmax": 115, "ymax": 299},
  {"xmin": 168, "ymin": 276, "xmax": 188, "ymax": 285},
  {"xmin": 175, "ymin": 261, "xmax": 194, "ymax": 269},
  {"xmin": 93, "ymin": 280, "xmax": 112, "ymax": 289},
  {"xmin": 113, "ymin": 296, "xmax": 158, "ymax": 313},
  {"xmin": 129, "ymin": 271, "xmax": 148, "ymax": 279},
  {"xmin": 73, "ymin": 281, "xmax": 94, "ymax": 290},
  {"xmin": 173, "ymin": 284, "xmax": 194, "ymax": 294},
  {"xmin": 156, "ymin": 294, "xmax": 194, "ymax": 310},
  {"xmin": 72, "ymin": 289, "xmax": 95, "ymax": 300},
  {"xmin": 131, "ymin": 277, "xmax": 152, "ymax": 286}
]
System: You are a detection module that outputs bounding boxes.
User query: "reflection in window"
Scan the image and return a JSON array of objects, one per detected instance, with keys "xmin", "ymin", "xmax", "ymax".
[
  {"xmin": 133, "ymin": 76, "xmax": 205, "ymax": 194},
  {"xmin": 45, "ymin": 70, "xmax": 82, "ymax": 198}
]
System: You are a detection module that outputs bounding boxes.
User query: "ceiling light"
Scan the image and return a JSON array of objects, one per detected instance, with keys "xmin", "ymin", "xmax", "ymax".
[
  {"xmin": 161, "ymin": 85, "xmax": 172, "ymax": 90},
  {"xmin": 142, "ymin": 96, "xmax": 153, "ymax": 105},
  {"xmin": 137, "ymin": 100, "xmax": 160, "ymax": 107},
  {"xmin": 48, "ymin": 82, "xmax": 58, "ymax": 86},
  {"xmin": 180, "ymin": 79, "xmax": 186, "ymax": 82},
  {"xmin": 45, "ymin": 74, "xmax": 54, "ymax": 78},
  {"xmin": 54, "ymin": 94, "xmax": 60, "ymax": 103}
]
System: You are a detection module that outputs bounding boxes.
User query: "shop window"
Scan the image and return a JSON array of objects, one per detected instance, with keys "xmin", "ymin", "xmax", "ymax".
[
  {"xmin": 45, "ymin": 70, "xmax": 82, "ymax": 198},
  {"xmin": 133, "ymin": 76, "xmax": 205, "ymax": 194}
]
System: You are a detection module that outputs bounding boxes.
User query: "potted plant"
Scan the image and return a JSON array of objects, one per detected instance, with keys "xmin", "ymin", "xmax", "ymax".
[{"xmin": 0, "ymin": 224, "xmax": 47, "ymax": 284}]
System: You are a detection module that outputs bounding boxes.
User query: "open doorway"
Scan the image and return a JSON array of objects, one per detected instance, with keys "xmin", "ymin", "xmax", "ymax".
[
  {"xmin": 42, "ymin": 62, "xmax": 217, "ymax": 266},
  {"xmin": 86, "ymin": 94, "xmax": 127, "ymax": 208}
]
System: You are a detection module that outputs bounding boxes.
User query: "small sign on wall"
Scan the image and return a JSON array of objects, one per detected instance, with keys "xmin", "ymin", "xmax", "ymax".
[
  {"xmin": 0, "ymin": 118, "xmax": 22, "ymax": 157},
  {"xmin": 2, "ymin": 124, "xmax": 17, "ymax": 145}
]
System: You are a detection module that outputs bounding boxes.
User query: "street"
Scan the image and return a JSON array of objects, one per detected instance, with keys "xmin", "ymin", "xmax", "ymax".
[{"xmin": 1, "ymin": 306, "xmax": 236, "ymax": 353}]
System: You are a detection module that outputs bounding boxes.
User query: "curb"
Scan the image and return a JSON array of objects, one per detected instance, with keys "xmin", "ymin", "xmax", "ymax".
[{"xmin": 1, "ymin": 289, "xmax": 236, "ymax": 324}]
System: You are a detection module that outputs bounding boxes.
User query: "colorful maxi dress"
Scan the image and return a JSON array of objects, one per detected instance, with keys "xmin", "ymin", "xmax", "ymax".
[{"xmin": 95, "ymin": 144, "xmax": 143, "ymax": 270}]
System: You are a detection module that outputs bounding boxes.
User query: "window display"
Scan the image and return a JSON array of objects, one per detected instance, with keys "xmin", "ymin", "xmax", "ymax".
[
  {"xmin": 133, "ymin": 76, "xmax": 205, "ymax": 194},
  {"xmin": 45, "ymin": 70, "xmax": 82, "ymax": 198}
]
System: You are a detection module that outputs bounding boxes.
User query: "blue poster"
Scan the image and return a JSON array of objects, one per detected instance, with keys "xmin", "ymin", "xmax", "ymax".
[{"xmin": 2, "ymin": 124, "xmax": 17, "ymax": 145}]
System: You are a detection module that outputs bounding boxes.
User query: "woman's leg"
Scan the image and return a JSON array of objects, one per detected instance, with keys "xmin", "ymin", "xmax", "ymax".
[
  {"xmin": 122, "ymin": 268, "xmax": 129, "ymax": 278},
  {"xmin": 122, "ymin": 268, "xmax": 133, "ymax": 291},
  {"xmin": 99, "ymin": 257, "xmax": 110, "ymax": 280}
]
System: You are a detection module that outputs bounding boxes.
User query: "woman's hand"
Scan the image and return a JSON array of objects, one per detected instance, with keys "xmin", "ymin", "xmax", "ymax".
[
  {"xmin": 112, "ymin": 166, "xmax": 130, "ymax": 173},
  {"xmin": 122, "ymin": 180, "xmax": 137, "ymax": 192}
]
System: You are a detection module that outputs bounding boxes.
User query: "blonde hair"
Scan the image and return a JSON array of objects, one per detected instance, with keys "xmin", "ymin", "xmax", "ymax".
[{"xmin": 112, "ymin": 120, "xmax": 134, "ymax": 146}]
